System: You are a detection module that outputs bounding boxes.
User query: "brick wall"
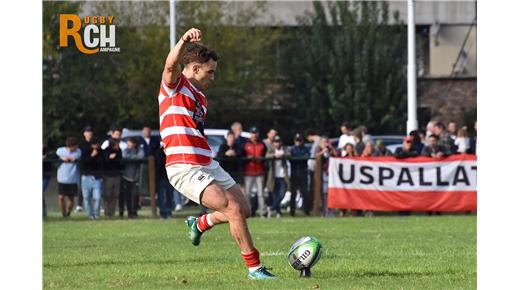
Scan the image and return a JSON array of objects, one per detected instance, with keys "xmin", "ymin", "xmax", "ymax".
[{"xmin": 418, "ymin": 77, "xmax": 477, "ymax": 127}]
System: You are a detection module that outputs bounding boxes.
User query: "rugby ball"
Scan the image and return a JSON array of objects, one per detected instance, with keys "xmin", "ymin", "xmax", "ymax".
[{"xmin": 287, "ymin": 236, "xmax": 323, "ymax": 270}]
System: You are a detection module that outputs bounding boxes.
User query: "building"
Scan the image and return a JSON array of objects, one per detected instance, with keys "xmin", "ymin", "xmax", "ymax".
[{"xmin": 255, "ymin": 0, "xmax": 477, "ymax": 129}]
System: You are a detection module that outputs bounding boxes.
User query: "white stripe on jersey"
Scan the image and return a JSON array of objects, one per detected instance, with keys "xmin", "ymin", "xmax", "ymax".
[
  {"xmin": 160, "ymin": 126, "xmax": 203, "ymax": 139},
  {"xmin": 179, "ymin": 86, "xmax": 207, "ymax": 113},
  {"xmin": 162, "ymin": 80, "xmax": 174, "ymax": 97},
  {"xmin": 164, "ymin": 146, "xmax": 212, "ymax": 157},
  {"xmin": 159, "ymin": 106, "xmax": 194, "ymax": 123}
]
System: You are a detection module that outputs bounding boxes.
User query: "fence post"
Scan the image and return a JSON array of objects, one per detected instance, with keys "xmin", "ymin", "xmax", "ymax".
[
  {"xmin": 148, "ymin": 156, "xmax": 157, "ymax": 217},
  {"xmin": 312, "ymin": 155, "xmax": 322, "ymax": 216}
]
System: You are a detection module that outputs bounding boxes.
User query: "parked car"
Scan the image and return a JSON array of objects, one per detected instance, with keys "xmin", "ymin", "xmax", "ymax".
[
  {"xmin": 329, "ymin": 135, "xmax": 405, "ymax": 154},
  {"xmin": 205, "ymin": 129, "xmax": 251, "ymax": 158}
]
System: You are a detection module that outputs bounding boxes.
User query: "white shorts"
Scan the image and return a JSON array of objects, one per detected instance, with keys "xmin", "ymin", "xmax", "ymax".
[{"xmin": 166, "ymin": 160, "xmax": 236, "ymax": 204}]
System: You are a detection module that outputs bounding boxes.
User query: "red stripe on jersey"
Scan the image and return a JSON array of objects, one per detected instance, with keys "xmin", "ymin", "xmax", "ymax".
[
  {"xmin": 161, "ymin": 134, "xmax": 211, "ymax": 150},
  {"xmin": 165, "ymin": 153, "xmax": 212, "ymax": 167},
  {"xmin": 160, "ymin": 114, "xmax": 196, "ymax": 131}
]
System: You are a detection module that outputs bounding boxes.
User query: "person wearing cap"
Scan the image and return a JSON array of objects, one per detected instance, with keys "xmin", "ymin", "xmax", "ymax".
[
  {"xmin": 289, "ymin": 133, "xmax": 311, "ymax": 216},
  {"xmin": 373, "ymin": 139, "xmax": 393, "ymax": 156},
  {"xmin": 243, "ymin": 127, "xmax": 268, "ymax": 217},
  {"xmin": 266, "ymin": 135, "xmax": 290, "ymax": 218},
  {"xmin": 394, "ymin": 135, "xmax": 419, "ymax": 159}
]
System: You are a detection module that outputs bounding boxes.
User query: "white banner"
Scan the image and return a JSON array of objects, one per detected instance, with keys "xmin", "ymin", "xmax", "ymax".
[{"xmin": 328, "ymin": 155, "xmax": 477, "ymax": 192}]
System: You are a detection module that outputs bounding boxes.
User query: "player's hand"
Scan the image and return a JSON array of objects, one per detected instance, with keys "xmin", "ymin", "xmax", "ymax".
[{"xmin": 182, "ymin": 28, "xmax": 202, "ymax": 43}]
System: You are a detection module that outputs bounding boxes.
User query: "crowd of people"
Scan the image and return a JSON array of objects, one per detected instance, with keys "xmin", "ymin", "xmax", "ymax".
[{"xmin": 42, "ymin": 119, "xmax": 477, "ymax": 219}]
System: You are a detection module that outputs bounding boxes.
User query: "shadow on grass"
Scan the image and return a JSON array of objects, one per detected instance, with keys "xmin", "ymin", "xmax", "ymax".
[{"xmin": 317, "ymin": 268, "xmax": 466, "ymax": 279}]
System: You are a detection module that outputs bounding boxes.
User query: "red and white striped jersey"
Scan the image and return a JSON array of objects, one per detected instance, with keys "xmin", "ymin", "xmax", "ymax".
[{"xmin": 158, "ymin": 74, "xmax": 212, "ymax": 166}]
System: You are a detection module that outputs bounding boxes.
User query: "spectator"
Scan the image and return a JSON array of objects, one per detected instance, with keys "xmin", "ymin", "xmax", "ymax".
[
  {"xmin": 266, "ymin": 135, "xmax": 290, "ymax": 218},
  {"xmin": 56, "ymin": 137, "xmax": 82, "ymax": 218},
  {"xmin": 395, "ymin": 136, "xmax": 419, "ymax": 159},
  {"xmin": 230, "ymin": 121, "xmax": 248, "ymax": 149},
  {"xmin": 78, "ymin": 126, "xmax": 94, "ymax": 212},
  {"xmin": 230, "ymin": 121, "xmax": 248, "ymax": 190},
  {"xmin": 289, "ymin": 133, "xmax": 311, "ymax": 216},
  {"xmin": 352, "ymin": 129, "xmax": 365, "ymax": 156},
  {"xmin": 217, "ymin": 131, "xmax": 243, "ymax": 185},
  {"xmin": 315, "ymin": 137, "xmax": 338, "ymax": 217},
  {"xmin": 140, "ymin": 124, "xmax": 160, "ymax": 156},
  {"xmin": 263, "ymin": 128, "xmax": 278, "ymax": 153},
  {"xmin": 75, "ymin": 127, "xmax": 96, "ymax": 213},
  {"xmin": 409, "ymin": 130, "xmax": 425, "ymax": 154},
  {"xmin": 358, "ymin": 125, "xmax": 372, "ymax": 144},
  {"xmin": 305, "ymin": 129, "xmax": 321, "ymax": 173},
  {"xmin": 102, "ymin": 139, "xmax": 123, "ymax": 218},
  {"xmin": 361, "ymin": 141, "xmax": 374, "ymax": 157},
  {"xmin": 426, "ymin": 120, "xmax": 437, "ymax": 138},
  {"xmin": 454, "ymin": 127, "xmax": 470, "ymax": 154},
  {"xmin": 421, "ymin": 135, "xmax": 450, "ymax": 159},
  {"xmin": 373, "ymin": 140, "xmax": 392, "ymax": 156},
  {"xmin": 469, "ymin": 121, "xmax": 477, "ymax": 155},
  {"xmin": 154, "ymin": 144, "xmax": 180, "ymax": 219},
  {"xmin": 448, "ymin": 121, "xmax": 457, "ymax": 141},
  {"xmin": 101, "ymin": 126, "xmax": 127, "ymax": 151},
  {"xmin": 80, "ymin": 137, "xmax": 104, "ymax": 220},
  {"xmin": 243, "ymin": 127, "xmax": 267, "ymax": 217},
  {"xmin": 42, "ymin": 145, "xmax": 55, "ymax": 218},
  {"xmin": 341, "ymin": 142, "xmax": 357, "ymax": 157},
  {"xmin": 120, "ymin": 137, "xmax": 144, "ymax": 219},
  {"xmin": 434, "ymin": 122, "xmax": 456, "ymax": 154},
  {"xmin": 337, "ymin": 122, "xmax": 356, "ymax": 151},
  {"xmin": 305, "ymin": 130, "xmax": 321, "ymax": 214},
  {"xmin": 419, "ymin": 128, "xmax": 427, "ymax": 146}
]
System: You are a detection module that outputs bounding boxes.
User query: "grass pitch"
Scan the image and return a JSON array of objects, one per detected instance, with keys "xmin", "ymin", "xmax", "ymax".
[{"xmin": 43, "ymin": 213, "xmax": 476, "ymax": 289}]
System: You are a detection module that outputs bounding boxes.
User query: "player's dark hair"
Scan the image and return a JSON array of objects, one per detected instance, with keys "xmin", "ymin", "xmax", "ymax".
[{"xmin": 183, "ymin": 44, "xmax": 219, "ymax": 65}]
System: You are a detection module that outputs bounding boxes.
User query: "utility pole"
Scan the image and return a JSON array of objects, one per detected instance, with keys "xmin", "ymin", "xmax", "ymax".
[
  {"xmin": 407, "ymin": 0, "xmax": 418, "ymax": 134},
  {"xmin": 170, "ymin": 0, "xmax": 176, "ymax": 49}
]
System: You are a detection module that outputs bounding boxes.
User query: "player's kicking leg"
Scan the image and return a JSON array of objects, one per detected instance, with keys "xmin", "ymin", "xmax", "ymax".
[{"xmin": 186, "ymin": 182, "xmax": 276, "ymax": 280}]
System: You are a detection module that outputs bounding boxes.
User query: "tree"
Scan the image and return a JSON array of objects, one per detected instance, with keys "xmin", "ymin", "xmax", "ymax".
[
  {"xmin": 283, "ymin": 1, "xmax": 408, "ymax": 136},
  {"xmin": 42, "ymin": 1, "xmax": 282, "ymax": 146}
]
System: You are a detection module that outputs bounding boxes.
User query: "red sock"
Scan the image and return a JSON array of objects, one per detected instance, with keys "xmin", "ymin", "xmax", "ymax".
[
  {"xmin": 196, "ymin": 214, "xmax": 213, "ymax": 233},
  {"xmin": 241, "ymin": 248, "xmax": 261, "ymax": 268}
]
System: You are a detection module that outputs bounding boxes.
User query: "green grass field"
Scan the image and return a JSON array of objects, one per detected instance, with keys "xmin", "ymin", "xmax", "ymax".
[{"xmin": 43, "ymin": 213, "xmax": 476, "ymax": 289}]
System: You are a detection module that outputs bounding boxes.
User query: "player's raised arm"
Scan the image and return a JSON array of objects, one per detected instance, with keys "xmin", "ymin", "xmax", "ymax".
[{"xmin": 163, "ymin": 28, "xmax": 202, "ymax": 86}]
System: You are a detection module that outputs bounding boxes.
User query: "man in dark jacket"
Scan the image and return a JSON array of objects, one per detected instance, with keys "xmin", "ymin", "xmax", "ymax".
[
  {"xmin": 140, "ymin": 124, "xmax": 161, "ymax": 156},
  {"xmin": 217, "ymin": 131, "xmax": 243, "ymax": 184},
  {"xmin": 102, "ymin": 139, "xmax": 123, "ymax": 218},
  {"xmin": 289, "ymin": 133, "xmax": 311, "ymax": 216},
  {"xmin": 80, "ymin": 136, "xmax": 104, "ymax": 219},
  {"xmin": 421, "ymin": 135, "xmax": 450, "ymax": 159},
  {"xmin": 120, "ymin": 137, "xmax": 145, "ymax": 218},
  {"xmin": 394, "ymin": 136, "xmax": 419, "ymax": 159}
]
